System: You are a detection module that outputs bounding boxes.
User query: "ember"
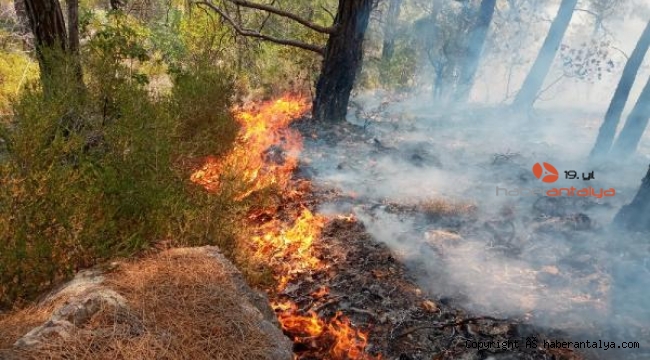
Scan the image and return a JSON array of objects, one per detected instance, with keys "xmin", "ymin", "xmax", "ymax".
[{"xmin": 191, "ymin": 95, "xmax": 377, "ymax": 359}]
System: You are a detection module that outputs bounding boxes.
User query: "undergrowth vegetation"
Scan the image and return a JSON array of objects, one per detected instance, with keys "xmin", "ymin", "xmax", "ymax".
[{"xmin": 0, "ymin": 8, "xmax": 285, "ymax": 308}]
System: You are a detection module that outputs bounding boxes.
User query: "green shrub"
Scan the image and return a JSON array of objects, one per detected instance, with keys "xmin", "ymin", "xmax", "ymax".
[
  {"xmin": 170, "ymin": 65, "xmax": 239, "ymax": 159},
  {"xmin": 0, "ymin": 38, "xmax": 244, "ymax": 309},
  {"xmin": 0, "ymin": 5, "xmax": 307, "ymax": 309},
  {"xmin": 0, "ymin": 50, "xmax": 39, "ymax": 114}
]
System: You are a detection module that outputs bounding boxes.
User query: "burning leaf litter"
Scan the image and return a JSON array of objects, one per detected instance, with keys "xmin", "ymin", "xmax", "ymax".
[
  {"xmin": 191, "ymin": 96, "xmax": 379, "ymax": 359},
  {"xmin": 189, "ymin": 95, "xmax": 605, "ymax": 360}
]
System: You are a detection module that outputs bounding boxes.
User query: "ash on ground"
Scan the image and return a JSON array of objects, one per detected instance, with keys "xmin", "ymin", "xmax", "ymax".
[{"xmin": 291, "ymin": 93, "xmax": 650, "ymax": 359}]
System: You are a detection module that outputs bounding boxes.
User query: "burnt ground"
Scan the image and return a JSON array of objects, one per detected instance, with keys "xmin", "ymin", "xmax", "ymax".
[
  {"xmin": 286, "ymin": 214, "xmax": 584, "ymax": 360},
  {"xmin": 278, "ymin": 99, "xmax": 650, "ymax": 360},
  {"xmin": 269, "ymin": 118, "xmax": 586, "ymax": 360}
]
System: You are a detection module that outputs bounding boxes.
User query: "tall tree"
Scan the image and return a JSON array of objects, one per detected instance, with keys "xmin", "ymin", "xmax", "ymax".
[
  {"xmin": 198, "ymin": 0, "xmax": 374, "ymax": 123},
  {"xmin": 67, "ymin": 0, "xmax": 84, "ymax": 85},
  {"xmin": 313, "ymin": 0, "xmax": 374, "ymax": 122},
  {"xmin": 609, "ymin": 75, "xmax": 650, "ymax": 157},
  {"xmin": 381, "ymin": 0, "xmax": 403, "ymax": 63},
  {"xmin": 23, "ymin": 0, "xmax": 68, "ymax": 79},
  {"xmin": 511, "ymin": 0, "xmax": 578, "ymax": 112},
  {"xmin": 68, "ymin": 0, "xmax": 80, "ymax": 55},
  {"xmin": 453, "ymin": 0, "xmax": 497, "ymax": 103},
  {"xmin": 614, "ymin": 164, "xmax": 650, "ymax": 232},
  {"xmin": 13, "ymin": 0, "xmax": 31, "ymax": 35},
  {"xmin": 590, "ymin": 20, "xmax": 650, "ymax": 159}
]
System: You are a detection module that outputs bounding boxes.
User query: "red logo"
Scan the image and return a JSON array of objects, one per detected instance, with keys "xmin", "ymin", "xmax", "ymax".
[{"xmin": 532, "ymin": 162, "xmax": 559, "ymax": 183}]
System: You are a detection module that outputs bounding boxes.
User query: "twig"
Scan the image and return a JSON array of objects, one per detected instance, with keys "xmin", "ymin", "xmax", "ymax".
[
  {"xmin": 312, "ymin": 297, "xmax": 341, "ymax": 313},
  {"xmin": 534, "ymin": 74, "xmax": 565, "ymax": 102},
  {"xmin": 15, "ymin": 60, "xmax": 34, "ymax": 96},
  {"xmin": 321, "ymin": 5, "xmax": 335, "ymax": 22},
  {"xmin": 349, "ymin": 307, "xmax": 377, "ymax": 318}
]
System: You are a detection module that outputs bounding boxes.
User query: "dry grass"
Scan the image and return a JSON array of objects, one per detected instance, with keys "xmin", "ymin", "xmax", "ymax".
[
  {"xmin": 0, "ymin": 248, "xmax": 281, "ymax": 360},
  {"xmin": 0, "ymin": 306, "xmax": 55, "ymax": 349},
  {"xmin": 418, "ymin": 198, "xmax": 478, "ymax": 218}
]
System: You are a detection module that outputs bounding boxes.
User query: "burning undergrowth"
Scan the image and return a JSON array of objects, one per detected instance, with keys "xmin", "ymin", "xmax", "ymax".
[
  {"xmin": 187, "ymin": 94, "xmax": 604, "ymax": 359},
  {"xmin": 294, "ymin": 92, "xmax": 650, "ymax": 359},
  {"xmin": 190, "ymin": 96, "xmax": 379, "ymax": 359}
]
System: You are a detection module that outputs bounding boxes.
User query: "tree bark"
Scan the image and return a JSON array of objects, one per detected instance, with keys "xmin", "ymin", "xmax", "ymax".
[
  {"xmin": 454, "ymin": 0, "xmax": 496, "ymax": 103},
  {"xmin": 67, "ymin": 0, "xmax": 79, "ymax": 55},
  {"xmin": 381, "ymin": 0, "xmax": 402, "ymax": 62},
  {"xmin": 67, "ymin": 0, "xmax": 85, "ymax": 87},
  {"xmin": 23, "ymin": 0, "xmax": 68, "ymax": 79},
  {"xmin": 590, "ymin": 20, "xmax": 650, "ymax": 159},
  {"xmin": 511, "ymin": 0, "xmax": 578, "ymax": 112},
  {"xmin": 614, "ymin": 164, "xmax": 650, "ymax": 232},
  {"xmin": 13, "ymin": 0, "xmax": 31, "ymax": 35},
  {"xmin": 313, "ymin": 0, "xmax": 374, "ymax": 122},
  {"xmin": 609, "ymin": 75, "xmax": 650, "ymax": 157},
  {"xmin": 109, "ymin": 0, "xmax": 123, "ymax": 10}
]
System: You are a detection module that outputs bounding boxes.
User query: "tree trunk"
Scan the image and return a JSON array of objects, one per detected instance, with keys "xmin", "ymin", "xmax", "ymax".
[
  {"xmin": 67, "ymin": 0, "xmax": 84, "ymax": 86},
  {"xmin": 13, "ymin": 0, "xmax": 31, "ymax": 35},
  {"xmin": 313, "ymin": 0, "xmax": 374, "ymax": 122},
  {"xmin": 67, "ymin": 0, "xmax": 79, "ymax": 55},
  {"xmin": 454, "ymin": 0, "xmax": 496, "ymax": 103},
  {"xmin": 109, "ymin": 0, "xmax": 123, "ymax": 10},
  {"xmin": 590, "ymin": 20, "xmax": 650, "ymax": 159},
  {"xmin": 614, "ymin": 164, "xmax": 650, "ymax": 232},
  {"xmin": 511, "ymin": 0, "xmax": 578, "ymax": 112},
  {"xmin": 609, "ymin": 75, "xmax": 650, "ymax": 157},
  {"xmin": 23, "ymin": 0, "xmax": 68, "ymax": 79},
  {"xmin": 381, "ymin": 0, "xmax": 402, "ymax": 62}
]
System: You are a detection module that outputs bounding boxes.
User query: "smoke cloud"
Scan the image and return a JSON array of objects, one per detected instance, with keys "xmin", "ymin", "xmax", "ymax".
[{"xmin": 303, "ymin": 8, "xmax": 650, "ymax": 355}]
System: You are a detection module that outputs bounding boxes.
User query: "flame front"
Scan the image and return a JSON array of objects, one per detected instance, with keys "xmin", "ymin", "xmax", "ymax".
[
  {"xmin": 191, "ymin": 95, "xmax": 377, "ymax": 359},
  {"xmin": 190, "ymin": 95, "xmax": 307, "ymax": 197},
  {"xmin": 274, "ymin": 302, "xmax": 375, "ymax": 360}
]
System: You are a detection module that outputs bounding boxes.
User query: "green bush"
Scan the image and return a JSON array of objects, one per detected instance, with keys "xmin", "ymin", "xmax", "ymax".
[
  {"xmin": 0, "ymin": 39, "xmax": 243, "ymax": 309},
  {"xmin": 170, "ymin": 66, "xmax": 239, "ymax": 159},
  {"xmin": 0, "ymin": 50, "xmax": 39, "ymax": 114}
]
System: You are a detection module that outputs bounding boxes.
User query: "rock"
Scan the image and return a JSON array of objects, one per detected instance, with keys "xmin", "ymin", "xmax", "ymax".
[
  {"xmin": 10, "ymin": 247, "xmax": 293, "ymax": 360},
  {"xmin": 14, "ymin": 270, "xmax": 130, "ymax": 348},
  {"xmin": 199, "ymin": 247, "xmax": 283, "ymax": 328}
]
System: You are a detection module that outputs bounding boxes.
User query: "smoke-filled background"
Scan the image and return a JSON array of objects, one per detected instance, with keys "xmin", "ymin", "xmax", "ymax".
[{"xmin": 304, "ymin": 0, "xmax": 650, "ymax": 357}]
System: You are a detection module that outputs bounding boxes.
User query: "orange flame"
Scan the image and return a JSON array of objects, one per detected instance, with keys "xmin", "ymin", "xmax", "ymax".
[
  {"xmin": 273, "ymin": 302, "xmax": 379, "ymax": 360},
  {"xmin": 190, "ymin": 95, "xmax": 309, "ymax": 197},
  {"xmin": 252, "ymin": 208, "xmax": 326, "ymax": 289},
  {"xmin": 329, "ymin": 312, "xmax": 374, "ymax": 359},
  {"xmin": 191, "ymin": 95, "xmax": 377, "ymax": 359}
]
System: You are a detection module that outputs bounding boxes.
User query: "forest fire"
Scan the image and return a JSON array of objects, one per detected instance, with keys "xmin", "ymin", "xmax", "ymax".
[
  {"xmin": 254, "ymin": 208, "xmax": 326, "ymax": 290},
  {"xmin": 191, "ymin": 95, "xmax": 377, "ymax": 359},
  {"xmin": 190, "ymin": 95, "xmax": 308, "ymax": 197},
  {"xmin": 274, "ymin": 300, "xmax": 375, "ymax": 360}
]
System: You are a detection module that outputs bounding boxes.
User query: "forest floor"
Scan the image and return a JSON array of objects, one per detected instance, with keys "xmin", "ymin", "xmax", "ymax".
[
  {"xmin": 3, "ymin": 94, "xmax": 650, "ymax": 360},
  {"xmin": 273, "ymin": 178, "xmax": 584, "ymax": 360},
  {"xmin": 277, "ymin": 92, "xmax": 650, "ymax": 359}
]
